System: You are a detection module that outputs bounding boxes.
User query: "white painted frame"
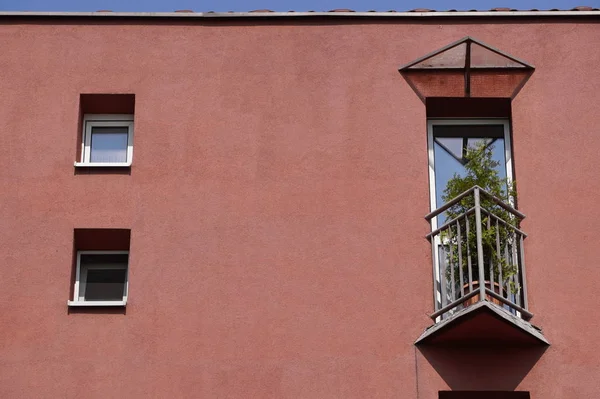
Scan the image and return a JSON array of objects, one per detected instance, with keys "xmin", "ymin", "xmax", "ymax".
[
  {"xmin": 74, "ymin": 114, "xmax": 134, "ymax": 167},
  {"xmin": 427, "ymin": 119, "xmax": 513, "ymax": 318},
  {"xmin": 427, "ymin": 118, "xmax": 513, "ymax": 228},
  {"xmin": 67, "ymin": 250, "xmax": 129, "ymax": 307}
]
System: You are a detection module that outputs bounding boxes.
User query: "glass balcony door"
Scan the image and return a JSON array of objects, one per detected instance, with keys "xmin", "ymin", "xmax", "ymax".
[{"xmin": 427, "ymin": 119, "xmax": 513, "ymax": 316}]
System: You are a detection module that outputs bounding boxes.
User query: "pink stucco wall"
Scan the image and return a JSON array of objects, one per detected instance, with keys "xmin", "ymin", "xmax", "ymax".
[{"xmin": 0, "ymin": 16, "xmax": 599, "ymax": 398}]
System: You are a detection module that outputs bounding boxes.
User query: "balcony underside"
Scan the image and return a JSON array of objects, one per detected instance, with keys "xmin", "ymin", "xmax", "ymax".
[{"xmin": 415, "ymin": 300, "xmax": 549, "ymax": 346}]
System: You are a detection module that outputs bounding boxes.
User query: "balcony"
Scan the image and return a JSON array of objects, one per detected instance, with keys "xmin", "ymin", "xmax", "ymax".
[{"xmin": 415, "ymin": 186, "xmax": 548, "ymax": 346}]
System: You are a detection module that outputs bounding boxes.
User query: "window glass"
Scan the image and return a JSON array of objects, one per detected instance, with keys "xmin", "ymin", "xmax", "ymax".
[
  {"xmin": 90, "ymin": 126, "xmax": 128, "ymax": 163},
  {"xmin": 432, "ymin": 124, "xmax": 508, "ymax": 224},
  {"xmin": 81, "ymin": 254, "xmax": 128, "ymax": 266},
  {"xmin": 84, "ymin": 269, "xmax": 127, "ymax": 301},
  {"xmin": 79, "ymin": 254, "xmax": 128, "ymax": 301}
]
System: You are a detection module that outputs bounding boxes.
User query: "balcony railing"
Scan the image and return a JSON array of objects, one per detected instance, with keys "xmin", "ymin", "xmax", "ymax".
[{"xmin": 425, "ymin": 186, "xmax": 531, "ymax": 321}]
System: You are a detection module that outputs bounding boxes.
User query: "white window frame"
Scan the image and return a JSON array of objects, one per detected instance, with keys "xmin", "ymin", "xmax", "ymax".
[
  {"xmin": 67, "ymin": 250, "xmax": 129, "ymax": 307},
  {"xmin": 74, "ymin": 114, "xmax": 134, "ymax": 167},
  {"xmin": 427, "ymin": 118, "xmax": 514, "ymax": 229},
  {"xmin": 427, "ymin": 119, "xmax": 513, "ymax": 320}
]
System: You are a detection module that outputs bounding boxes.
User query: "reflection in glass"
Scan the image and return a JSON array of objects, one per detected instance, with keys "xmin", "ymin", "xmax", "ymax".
[
  {"xmin": 79, "ymin": 254, "xmax": 128, "ymax": 301},
  {"xmin": 432, "ymin": 125, "xmax": 507, "ymax": 224},
  {"xmin": 90, "ymin": 126, "xmax": 128, "ymax": 163},
  {"xmin": 84, "ymin": 269, "xmax": 127, "ymax": 301}
]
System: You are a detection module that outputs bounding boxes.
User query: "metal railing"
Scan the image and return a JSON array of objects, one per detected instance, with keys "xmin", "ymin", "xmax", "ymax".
[{"xmin": 425, "ymin": 186, "xmax": 531, "ymax": 321}]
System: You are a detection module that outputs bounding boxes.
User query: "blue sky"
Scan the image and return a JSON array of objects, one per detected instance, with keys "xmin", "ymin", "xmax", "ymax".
[{"xmin": 0, "ymin": 0, "xmax": 597, "ymax": 12}]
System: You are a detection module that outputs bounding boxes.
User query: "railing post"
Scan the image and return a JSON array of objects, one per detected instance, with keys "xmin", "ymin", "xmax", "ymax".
[
  {"xmin": 427, "ymin": 185, "xmax": 529, "ymax": 320},
  {"xmin": 431, "ymin": 236, "xmax": 439, "ymax": 313},
  {"xmin": 519, "ymin": 234, "xmax": 529, "ymax": 310},
  {"xmin": 474, "ymin": 187, "xmax": 486, "ymax": 302}
]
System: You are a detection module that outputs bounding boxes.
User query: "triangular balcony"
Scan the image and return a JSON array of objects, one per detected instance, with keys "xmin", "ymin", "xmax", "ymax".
[{"xmin": 416, "ymin": 186, "xmax": 549, "ymax": 346}]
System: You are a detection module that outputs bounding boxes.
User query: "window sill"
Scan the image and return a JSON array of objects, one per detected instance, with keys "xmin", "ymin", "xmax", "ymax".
[
  {"xmin": 74, "ymin": 162, "xmax": 131, "ymax": 168},
  {"xmin": 67, "ymin": 300, "xmax": 127, "ymax": 307}
]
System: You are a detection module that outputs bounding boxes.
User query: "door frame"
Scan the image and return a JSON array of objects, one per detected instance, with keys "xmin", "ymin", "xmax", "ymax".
[{"xmin": 426, "ymin": 119, "xmax": 514, "ymax": 317}]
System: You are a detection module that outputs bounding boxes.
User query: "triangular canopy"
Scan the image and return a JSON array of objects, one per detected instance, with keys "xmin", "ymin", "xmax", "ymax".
[
  {"xmin": 399, "ymin": 37, "xmax": 534, "ymax": 100},
  {"xmin": 402, "ymin": 37, "xmax": 533, "ymax": 70}
]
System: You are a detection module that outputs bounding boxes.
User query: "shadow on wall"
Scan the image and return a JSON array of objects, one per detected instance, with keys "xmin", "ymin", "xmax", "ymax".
[{"xmin": 418, "ymin": 345, "xmax": 548, "ymax": 391}]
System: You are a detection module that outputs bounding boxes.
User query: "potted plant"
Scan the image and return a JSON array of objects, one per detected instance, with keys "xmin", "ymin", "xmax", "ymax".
[{"xmin": 441, "ymin": 141, "xmax": 520, "ymax": 305}]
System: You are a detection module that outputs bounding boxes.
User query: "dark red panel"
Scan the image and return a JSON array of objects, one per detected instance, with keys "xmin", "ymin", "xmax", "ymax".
[
  {"xmin": 74, "ymin": 228, "xmax": 131, "ymax": 251},
  {"xmin": 427, "ymin": 97, "xmax": 511, "ymax": 118},
  {"xmin": 80, "ymin": 93, "xmax": 135, "ymax": 115},
  {"xmin": 440, "ymin": 391, "xmax": 530, "ymax": 399}
]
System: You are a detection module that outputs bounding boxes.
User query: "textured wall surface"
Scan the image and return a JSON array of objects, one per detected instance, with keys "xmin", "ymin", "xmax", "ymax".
[{"xmin": 0, "ymin": 17, "xmax": 599, "ymax": 398}]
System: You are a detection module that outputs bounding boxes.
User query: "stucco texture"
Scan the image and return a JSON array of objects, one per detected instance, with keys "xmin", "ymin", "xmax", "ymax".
[{"xmin": 0, "ymin": 17, "xmax": 599, "ymax": 398}]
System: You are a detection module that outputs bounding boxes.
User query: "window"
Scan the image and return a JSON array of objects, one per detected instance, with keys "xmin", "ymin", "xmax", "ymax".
[
  {"xmin": 427, "ymin": 119, "xmax": 513, "ymax": 317},
  {"xmin": 427, "ymin": 119, "xmax": 513, "ymax": 226},
  {"xmin": 68, "ymin": 251, "xmax": 129, "ymax": 306},
  {"xmin": 75, "ymin": 114, "xmax": 134, "ymax": 167}
]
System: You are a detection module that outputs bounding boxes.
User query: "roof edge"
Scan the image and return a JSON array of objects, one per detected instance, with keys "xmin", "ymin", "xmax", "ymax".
[{"xmin": 0, "ymin": 10, "xmax": 599, "ymax": 19}]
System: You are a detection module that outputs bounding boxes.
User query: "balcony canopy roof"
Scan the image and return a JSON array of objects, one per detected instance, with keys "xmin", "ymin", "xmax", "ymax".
[{"xmin": 399, "ymin": 37, "xmax": 535, "ymax": 101}]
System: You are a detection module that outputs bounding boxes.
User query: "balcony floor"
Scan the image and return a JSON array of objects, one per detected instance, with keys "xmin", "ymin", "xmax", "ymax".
[{"xmin": 415, "ymin": 300, "xmax": 549, "ymax": 346}]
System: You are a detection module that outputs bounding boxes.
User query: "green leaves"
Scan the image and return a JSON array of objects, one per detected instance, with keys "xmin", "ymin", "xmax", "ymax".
[
  {"xmin": 441, "ymin": 141, "xmax": 520, "ymax": 295},
  {"xmin": 443, "ymin": 141, "xmax": 509, "ymax": 205}
]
